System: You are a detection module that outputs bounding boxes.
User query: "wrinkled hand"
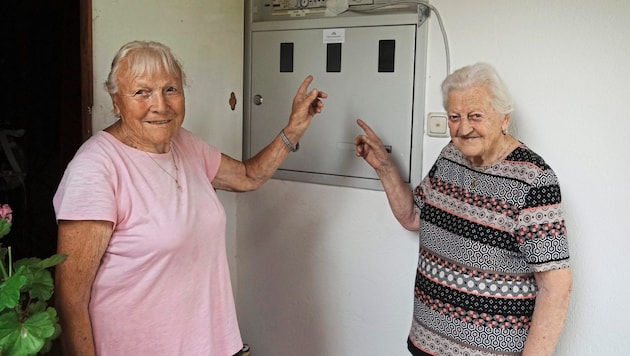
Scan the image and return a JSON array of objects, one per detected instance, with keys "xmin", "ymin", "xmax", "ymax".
[
  {"xmin": 288, "ymin": 75, "xmax": 327, "ymax": 131},
  {"xmin": 354, "ymin": 119, "xmax": 393, "ymax": 172}
]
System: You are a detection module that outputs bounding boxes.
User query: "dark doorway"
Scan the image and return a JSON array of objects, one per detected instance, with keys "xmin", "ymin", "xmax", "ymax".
[{"xmin": 0, "ymin": 0, "xmax": 89, "ymax": 261}]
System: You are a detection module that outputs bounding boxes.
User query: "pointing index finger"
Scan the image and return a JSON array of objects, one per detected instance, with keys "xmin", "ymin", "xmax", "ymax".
[
  {"xmin": 298, "ymin": 75, "xmax": 315, "ymax": 94},
  {"xmin": 356, "ymin": 118, "xmax": 377, "ymax": 137}
]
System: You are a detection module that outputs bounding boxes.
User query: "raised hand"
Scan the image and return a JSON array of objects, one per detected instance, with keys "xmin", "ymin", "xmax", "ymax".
[
  {"xmin": 288, "ymin": 75, "xmax": 328, "ymax": 131},
  {"xmin": 354, "ymin": 118, "xmax": 393, "ymax": 173}
]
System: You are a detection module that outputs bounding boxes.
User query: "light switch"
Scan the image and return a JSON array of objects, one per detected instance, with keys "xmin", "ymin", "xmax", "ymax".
[{"xmin": 427, "ymin": 112, "xmax": 449, "ymax": 137}]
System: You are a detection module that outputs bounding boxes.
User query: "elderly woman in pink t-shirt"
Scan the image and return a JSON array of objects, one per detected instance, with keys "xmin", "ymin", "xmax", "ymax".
[{"xmin": 53, "ymin": 40, "xmax": 326, "ymax": 356}]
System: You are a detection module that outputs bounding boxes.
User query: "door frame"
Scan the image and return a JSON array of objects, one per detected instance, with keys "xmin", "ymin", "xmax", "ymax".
[{"xmin": 80, "ymin": 0, "xmax": 93, "ymax": 140}]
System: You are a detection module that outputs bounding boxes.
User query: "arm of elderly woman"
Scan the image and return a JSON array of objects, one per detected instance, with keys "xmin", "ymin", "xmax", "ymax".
[
  {"xmin": 522, "ymin": 267, "xmax": 573, "ymax": 356},
  {"xmin": 212, "ymin": 75, "xmax": 326, "ymax": 192},
  {"xmin": 56, "ymin": 220, "xmax": 114, "ymax": 356},
  {"xmin": 353, "ymin": 119, "xmax": 419, "ymax": 231}
]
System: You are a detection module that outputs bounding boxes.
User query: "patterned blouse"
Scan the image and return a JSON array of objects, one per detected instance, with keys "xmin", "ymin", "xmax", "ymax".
[{"xmin": 408, "ymin": 142, "xmax": 570, "ymax": 356}]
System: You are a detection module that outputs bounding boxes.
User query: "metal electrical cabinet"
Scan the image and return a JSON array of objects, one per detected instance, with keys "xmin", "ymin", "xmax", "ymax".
[{"xmin": 244, "ymin": 1, "xmax": 429, "ymax": 190}]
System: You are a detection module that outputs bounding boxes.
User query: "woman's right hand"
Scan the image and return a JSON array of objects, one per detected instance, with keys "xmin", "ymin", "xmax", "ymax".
[
  {"xmin": 354, "ymin": 119, "xmax": 394, "ymax": 175},
  {"xmin": 354, "ymin": 118, "xmax": 419, "ymax": 231}
]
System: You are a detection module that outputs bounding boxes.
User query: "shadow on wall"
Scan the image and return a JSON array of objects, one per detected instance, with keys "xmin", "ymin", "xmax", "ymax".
[
  {"xmin": 237, "ymin": 181, "xmax": 330, "ymax": 356},
  {"xmin": 236, "ymin": 179, "xmax": 418, "ymax": 355}
]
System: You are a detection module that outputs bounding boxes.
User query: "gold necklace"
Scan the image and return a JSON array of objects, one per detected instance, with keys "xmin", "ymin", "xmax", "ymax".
[
  {"xmin": 145, "ymin": 143, "xmax": 182, "ymax": 191},
  {"xmin": 114, "ymin": 123, "xmax": 183, "ymax": 191}
]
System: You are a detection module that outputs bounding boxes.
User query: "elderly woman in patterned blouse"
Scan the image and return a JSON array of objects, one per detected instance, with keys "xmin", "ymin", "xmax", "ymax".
[{"xmin": 354, "ymin": 62, "xmax": 572, "ymax": 356}]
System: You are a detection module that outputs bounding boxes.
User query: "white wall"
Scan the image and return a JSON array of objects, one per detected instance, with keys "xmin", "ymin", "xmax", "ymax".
[
  {"xmin": 91, "ymin": 1, "xmax": 630, "ymax": 355},
  {"xmin": 237, "ymin": 1, "xmax": 630, "ymax": 355}
]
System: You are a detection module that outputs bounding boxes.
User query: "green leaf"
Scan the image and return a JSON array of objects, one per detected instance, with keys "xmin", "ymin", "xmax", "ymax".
[
  {"xmin": 25, "ymin": 310, "xmax": 57, "ymax": 339},
  {"xmin": 0, "ymin": 308, "xmax": 20, "ymax": 338},
  {"xmin": 0, "ymin": 268, "xmax": 27, "ymax": 312},
  {"xmin": 0, "ymin": 310, "xmax": 22, "ymax": 352},
  {"xmin": 21, "ymin": 268, "xmax": 54, "ymax": 302},
  {"xmin": 0, "ymin": 220, "xmax": 11, "ymax": 239},
  {"xmin": 0, "ymin": 309, "xmax": 57, "ymax": 356},
  {"xmin": 45, "ymin": 307, "xmax": 61, "ymax": 339},
  {"xmin": 24, "ymin": 300, "xmax": 47, "ymax": 317},
  {"xmin": 13, "ymin": 258, "xmax": 41, "ymax": 271},
  {"xmin": 14, "ymin": 254, "xmax": 67, "ymax": 271},
  {"xmin": 31, "ymin": 308, "xmax": 61, "ymax": 355},
  {"xmin": 13, "ymin": 254, "xmax": 66, "ymax": 302},
  {"xmin": 38, "ymin": 254, "xmax": 67, "ymax": 269}
]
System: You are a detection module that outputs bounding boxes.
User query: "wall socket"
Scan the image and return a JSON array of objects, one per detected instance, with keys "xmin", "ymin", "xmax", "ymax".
[{"xmin": 427, "ymin": 112, "xmax": 450, "ymax": 138}]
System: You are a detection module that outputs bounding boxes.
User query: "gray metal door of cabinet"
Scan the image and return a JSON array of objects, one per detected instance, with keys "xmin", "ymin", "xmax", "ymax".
[{"xmin": 249, "ymin": 24, "xmax": 416, "ymax": 189}]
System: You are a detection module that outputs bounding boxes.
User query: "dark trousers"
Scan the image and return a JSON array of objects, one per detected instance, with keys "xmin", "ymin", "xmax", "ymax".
[
  {"xmin": 407, "ymin": 338, "xmax": 434, "ymax": 356},
  {"xmin": 233, "ymin": 344, "xmax": 250, "ymax": 356}
]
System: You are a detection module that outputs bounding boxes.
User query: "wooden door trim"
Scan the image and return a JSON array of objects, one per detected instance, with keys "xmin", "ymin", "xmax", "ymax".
[{"xmin": 80, "ymin": 0, "xmax": 93, "ymax": 140}]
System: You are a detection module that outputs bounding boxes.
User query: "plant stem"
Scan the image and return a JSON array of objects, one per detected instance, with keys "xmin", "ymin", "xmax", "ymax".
[
  {"xmin": 8, "ymin": 246, "xmax": 12, "ymax": 277},
  {"xmin": 0, "ymin": 255, "xmax": 7, "ymax": 279}
]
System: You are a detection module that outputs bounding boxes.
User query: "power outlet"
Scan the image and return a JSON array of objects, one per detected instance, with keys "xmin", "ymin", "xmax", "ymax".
[{"xmin": 427, "ymin": 112, "xmax": 450, "ymax": 138}]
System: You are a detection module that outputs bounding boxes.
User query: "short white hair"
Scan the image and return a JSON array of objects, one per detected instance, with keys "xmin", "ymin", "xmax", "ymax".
[
  {"xmin": 104, "ymin": 40, "xmax": 187, "ymax": 95},
  {"xmin": 441, "ymin": 62, "xmax": 513, "ymax": 115}
]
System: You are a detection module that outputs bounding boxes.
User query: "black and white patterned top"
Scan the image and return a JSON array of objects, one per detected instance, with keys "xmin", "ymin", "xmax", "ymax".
[{"xmin": 408, "ymin": 142, "xmax": 570, "ymax": 356}]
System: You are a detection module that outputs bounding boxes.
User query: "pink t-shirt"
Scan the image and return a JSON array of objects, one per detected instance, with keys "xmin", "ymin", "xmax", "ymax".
[{"xmin": 53, "ymin": 128, "xmax": 243, "ymax": 356}]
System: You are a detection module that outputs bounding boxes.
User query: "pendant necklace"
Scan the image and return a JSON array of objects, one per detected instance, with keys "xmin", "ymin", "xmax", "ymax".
[
  {"xmin": 145, "ymin": 143, "xmax": 182, "ymax": 191},
  {"xmin": 117, "ymin": 122, "xmax": 182, "ymax": 191}
]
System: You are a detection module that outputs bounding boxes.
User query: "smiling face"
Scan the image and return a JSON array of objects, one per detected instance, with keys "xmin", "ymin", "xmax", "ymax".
[
  {"xmin": 111, "ymin": 58, "xmax": 185, "ymax": 153},
  {"xmin": 447, "ymin": 84, "xmax": 510, "ymax": 167}
]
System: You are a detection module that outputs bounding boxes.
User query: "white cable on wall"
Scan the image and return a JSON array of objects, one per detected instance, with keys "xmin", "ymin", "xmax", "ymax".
[{"xmin": 349, "ymin": 0, "xmax": 451, "ymax": 74}]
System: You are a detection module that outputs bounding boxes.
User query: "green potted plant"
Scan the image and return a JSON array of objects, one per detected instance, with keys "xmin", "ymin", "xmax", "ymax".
[{"xmin": 0, "ymin": 204, "xmax": 67, "ymax": 355}]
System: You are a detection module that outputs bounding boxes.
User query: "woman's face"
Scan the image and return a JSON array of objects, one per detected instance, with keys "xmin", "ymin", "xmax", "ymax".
[
  {"xmin": 112, "ymin": 59, "xmax": 185, "ymax": 153},
  {"xmin": 446, "ymin": 85, "xmax": 510, "ymax": 167}
]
